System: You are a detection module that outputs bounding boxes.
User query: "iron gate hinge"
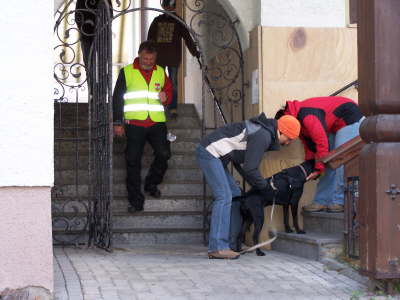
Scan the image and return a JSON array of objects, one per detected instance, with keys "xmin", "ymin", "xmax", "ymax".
[{"xmin": 385, "ymin": 184, "xmax": 400, "ymax": 200}]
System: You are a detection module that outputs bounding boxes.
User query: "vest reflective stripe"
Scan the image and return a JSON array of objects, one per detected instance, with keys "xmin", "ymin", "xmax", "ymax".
[
  {"xmin": 123, "ymin": 64, "xmax": 166, "ymax": 122},
  {"xmin": 124, "ymin": 104, "xmax": 165, "ymax": 112},
  {"xmin": 123, "ymin": 91, "xmax": 160, "ymax": 100}
]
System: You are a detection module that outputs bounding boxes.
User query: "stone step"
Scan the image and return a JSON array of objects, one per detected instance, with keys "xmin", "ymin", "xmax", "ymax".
[
  {"xmin": 54, "ymin": 153, "xmax": 198, "ymax": 171},
  {"xmin": 52, "ymin": 228, "xmax": 204, "ymax": 246},
  {"xmin": 55, "ymin": 127, "xmax": 201, "ymax": 140},
  {"xmin": 54, "ymin": 102, "xmax": 88, "ymax": 113},
  {"xmin": 113, "ymin": 228, "xmax": 204, "ymax": 246},
  {"xmin": 271, "ymin": 231, "xmax": 343, "ymax": 261},
  {"xmin": 54, "ymin": 139, "xmax": 199, "ymax": 154},
  {"xmin": 303, "ymin": 211, "xmax": 344, "ymax": 235},
  {"xmin": 54, "ymin": 168, "xmax": 202, "ymax": 185},
  {"xmin": 54, "ymin": 103, "xmax": 197, "ymax": 117},
  {"xmin": 52, "ymin": 182, "xmax": 207, "ymax": 198},
  {"xmin": 52, "ymin": 196, "xmax": 208, "ymax": 213},
  {"xmin": 113, "ymin": 211, "xmax": 203, "ymax": 230},
  {"xmin": 52, "ymin": 211, "xmax": 204, "ymax": 230},
  {"xmin": 55, "ymin": 115, "xmax": 201, "ymax": 129}
]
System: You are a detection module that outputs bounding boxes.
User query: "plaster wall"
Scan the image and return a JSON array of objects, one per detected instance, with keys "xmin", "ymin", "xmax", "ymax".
[
  {"xmin": 0, "ymin": 0, "xmax": 54, "ymax": 186},
  {"xmin": 261, "ymin": 0, "xmax": 346, "ymax": 28},
  {"xmin": 0, "ymin": 187, "xmax": 53, "ymax": 293}
]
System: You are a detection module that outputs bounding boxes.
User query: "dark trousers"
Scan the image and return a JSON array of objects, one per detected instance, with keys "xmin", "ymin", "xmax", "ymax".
[{"xmin": 125, "ymin": 123, "xmax": 171, "ymax": 209}]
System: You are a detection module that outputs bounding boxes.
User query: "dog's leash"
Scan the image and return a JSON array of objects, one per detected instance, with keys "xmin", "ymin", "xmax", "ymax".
[{"xmin": 240, "ymin": 176, "xmax": 278, "ymax": 254}]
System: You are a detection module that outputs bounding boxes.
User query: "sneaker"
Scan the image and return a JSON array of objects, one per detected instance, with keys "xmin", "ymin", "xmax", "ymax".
[
  {"xmin": 327, "ymin": 204, "xmax": 344, "ymax": 213},
  {"xmin": 208, "ymin": 250, "xmax": 240, "ymax": 260},
  {"xmin": 303, "ymin": 203, "xmax": 327, "ymax": 212}
]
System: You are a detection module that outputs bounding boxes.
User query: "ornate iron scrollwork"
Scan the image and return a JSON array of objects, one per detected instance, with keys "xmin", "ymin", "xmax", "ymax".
[{"xmin": 185, "ymin": 0, "xmax": 244, "ymax": 110}]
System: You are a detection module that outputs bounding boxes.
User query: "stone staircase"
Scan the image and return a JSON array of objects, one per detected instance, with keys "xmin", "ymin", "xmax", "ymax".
[
  {"xmin": 271, "ymin": 210, "xmax": 344, "ymax": 261},
  {"xmin": 52, "ymin": 103, "xmax": 207, "ymax": 246}
]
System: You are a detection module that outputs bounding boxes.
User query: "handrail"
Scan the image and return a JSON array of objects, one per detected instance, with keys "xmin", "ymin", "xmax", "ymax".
[
  {"xmin": 198, "ymin": 59, "xmax": 248, "ymax": 180},
  {"xmin": 198, "ymin": 60, "xmax": 228, "ymax": 124},
  {"xmin": 330, "ymin": 80, "xmax": 358, "ymax": 96}
]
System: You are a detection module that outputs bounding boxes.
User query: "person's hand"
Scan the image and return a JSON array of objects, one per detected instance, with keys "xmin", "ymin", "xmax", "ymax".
[
  {"xmin": 159, "ymin": 91, "xmax": 167, "ymax": 103},
  {"xmin": 113, "ymin": 125, "xmax": 125, "ymax": 137},
  {"xmin": 306, "ymin": 171, "xmax": 320, "ymax": 181}
]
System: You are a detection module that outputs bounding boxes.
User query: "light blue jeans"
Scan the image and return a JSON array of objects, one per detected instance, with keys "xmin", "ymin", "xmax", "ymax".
[
  {"xmin": 313, "ymin": 119, "xmax": 363, "ymax": 206},
  {"xmin": 195, "ymin": 145, "xmax": 242, "ymax": 252}
]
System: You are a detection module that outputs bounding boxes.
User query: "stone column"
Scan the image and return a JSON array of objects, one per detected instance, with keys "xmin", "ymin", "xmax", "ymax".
[{"xmin": 358, "ymin": 0, "xmax": 400, "ymax": 282}]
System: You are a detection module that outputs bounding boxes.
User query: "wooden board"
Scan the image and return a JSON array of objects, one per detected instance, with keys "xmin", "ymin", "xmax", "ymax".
[
  {"xmin": 242, "ymin": 27, "xmax": 358, "ymax": 244},
  {"xmin": 260, "ymin": 26, "xmax": 358, "ymax": 179},
  {"xmin": 261, "ymin": 27, "xmax": 358, "ymax": 118},
  {"xmin": 241, "ymin": 26, "xmax": 358, "ymax": 247}
]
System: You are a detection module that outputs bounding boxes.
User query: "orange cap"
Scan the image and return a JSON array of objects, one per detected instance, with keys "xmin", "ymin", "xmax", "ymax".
[{"xmin": 277, "ymin": 115, "xmax": 301, "ymax": 139}]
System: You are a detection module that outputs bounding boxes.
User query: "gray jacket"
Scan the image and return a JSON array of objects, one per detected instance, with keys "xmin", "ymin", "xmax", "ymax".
[{"xmin": 200, "ymin": 113, "xmax": 280, "ymax": 190}]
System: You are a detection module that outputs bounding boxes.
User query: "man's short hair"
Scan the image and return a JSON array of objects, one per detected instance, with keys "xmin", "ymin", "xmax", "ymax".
[{"xmin": 138, "ymin": 40, "xmax": 157, "ymax": 54}]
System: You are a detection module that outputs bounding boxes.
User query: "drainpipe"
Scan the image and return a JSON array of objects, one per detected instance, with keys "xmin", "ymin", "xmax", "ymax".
[{"xmin": 141, "ymin": 0, "xmax": 149, "ymax": 42}]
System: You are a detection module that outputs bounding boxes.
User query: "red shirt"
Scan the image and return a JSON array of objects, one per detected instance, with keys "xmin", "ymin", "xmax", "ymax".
[{"xmin": 129, "ymin": 58, "xmax": 173, "ymax": 128}]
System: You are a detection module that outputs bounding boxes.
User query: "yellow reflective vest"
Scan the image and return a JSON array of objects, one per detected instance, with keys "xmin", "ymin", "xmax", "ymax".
[{"xmin": 123, "ymin": 64, "xmax": 166, "ymax": 122}]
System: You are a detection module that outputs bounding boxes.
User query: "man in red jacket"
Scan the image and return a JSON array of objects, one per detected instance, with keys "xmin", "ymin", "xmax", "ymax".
[{"xmin": 275, "ymin": 96, "xmax": 364, "ymax": 212}]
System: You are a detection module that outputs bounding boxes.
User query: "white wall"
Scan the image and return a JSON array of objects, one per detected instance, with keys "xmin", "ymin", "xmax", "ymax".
[
  {"xmin": 261, "ymin": 0, "xmax": 346, "ymax": 27},
  {"xmin": 0, "ymin": 0, "xmax": 54, "ymax": 186},
  {"xmin": 219, "ymin": 0, "xmax": 261, "ymax": 50},
  {"xmin": 0, "ymin": 187, "xmax": 53, "ymax": 293}
]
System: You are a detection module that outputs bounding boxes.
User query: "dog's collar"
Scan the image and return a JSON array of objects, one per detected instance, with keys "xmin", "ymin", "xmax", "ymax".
[{"xmin": 298, "ymin": 164, "xmax": 308, "ymax": 178}]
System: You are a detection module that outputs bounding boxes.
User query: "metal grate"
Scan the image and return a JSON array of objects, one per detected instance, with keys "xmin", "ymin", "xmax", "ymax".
[{"xmin": 345, "ymin": 176, "xmax": 359, "ymax": 259}]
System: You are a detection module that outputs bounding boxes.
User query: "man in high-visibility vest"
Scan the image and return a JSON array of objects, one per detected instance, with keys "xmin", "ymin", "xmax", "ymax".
[{"xmin": 113, "ymin": 40, "xmax": 173, "ymax": 213}]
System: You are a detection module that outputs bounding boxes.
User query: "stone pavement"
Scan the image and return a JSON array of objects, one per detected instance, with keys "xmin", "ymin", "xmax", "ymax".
[{"xmin": 53, "ymin": 245, "xmax": 371, "ymax": 300}]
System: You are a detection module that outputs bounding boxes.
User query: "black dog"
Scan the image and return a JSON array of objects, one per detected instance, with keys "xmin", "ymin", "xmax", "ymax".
[{"xmin": 233, "ymin": 160, "xmax": 314, "ymax": 256}]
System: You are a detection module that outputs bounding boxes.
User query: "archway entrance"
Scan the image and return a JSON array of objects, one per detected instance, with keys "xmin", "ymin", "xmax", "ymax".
[{"xmin": 53, "ymin": 0, "xmax": 244, "ymax": 251}]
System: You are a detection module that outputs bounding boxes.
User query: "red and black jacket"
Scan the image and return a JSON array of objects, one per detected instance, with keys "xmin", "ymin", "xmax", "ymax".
[{"xmin": 284, "ymin": 96, "xmax": 363, "ymax": 173}]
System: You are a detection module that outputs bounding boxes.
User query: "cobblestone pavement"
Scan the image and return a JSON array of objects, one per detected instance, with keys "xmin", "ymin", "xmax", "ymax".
[{"xmin": 53, "ymin": 245, "xmax": 371, "ymax": 300}]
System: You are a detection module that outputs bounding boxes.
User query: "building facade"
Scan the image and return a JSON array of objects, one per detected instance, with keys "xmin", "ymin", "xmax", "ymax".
[{"xmin": 0, "ymin": 1, "xmax": 355, "ymax": 298}]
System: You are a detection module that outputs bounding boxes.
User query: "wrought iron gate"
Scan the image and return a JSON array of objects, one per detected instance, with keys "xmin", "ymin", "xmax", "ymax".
[
  {"xmin": 85, "ymin": 1, "xmax": 114, "ymax": 250},
  {"xmin": 53, "ymin": 0, "xmax": 113, "ymax": 249},
  {"xmin": 53, "ymin": 0, "xmax": 245, "ymax": 250}
]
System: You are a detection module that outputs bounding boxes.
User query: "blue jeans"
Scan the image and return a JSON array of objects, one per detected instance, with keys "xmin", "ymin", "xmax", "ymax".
[
  {"xmin": 195, "ymin": 145, "xmax": 242, "ymax": 252},
  {"xmin": 313, "ymin": 119, "xmax": 363, "ymax": 206},
  {"xmin": 166, "ymin": 66, "xmax": 178, "ymax": 110}
]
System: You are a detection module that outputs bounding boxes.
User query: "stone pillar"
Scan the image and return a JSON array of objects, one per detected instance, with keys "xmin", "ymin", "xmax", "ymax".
[{"xmin": 358, "ymin": 0, "xmax": 400, "ymax": 280}]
